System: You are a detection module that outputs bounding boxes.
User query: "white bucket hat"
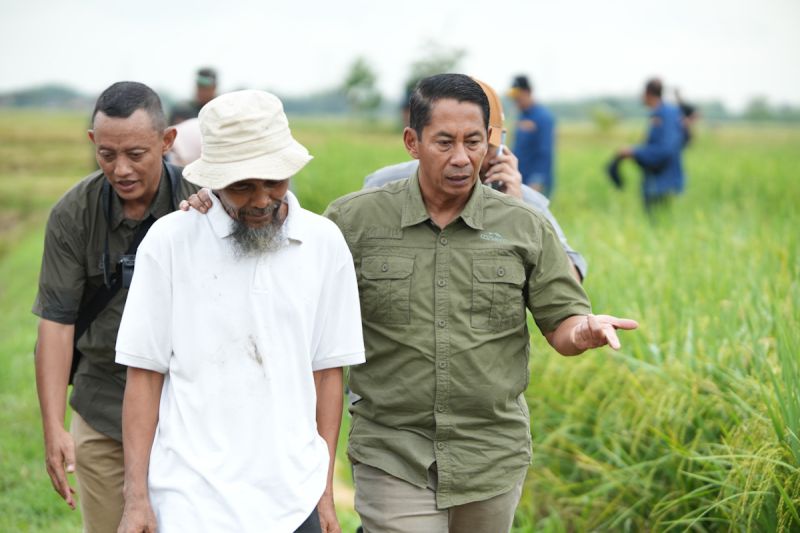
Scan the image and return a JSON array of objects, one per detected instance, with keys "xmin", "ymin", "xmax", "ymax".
[{"xmin": 183, "ymin": 90, "xmax": 312, "ymax": 189}]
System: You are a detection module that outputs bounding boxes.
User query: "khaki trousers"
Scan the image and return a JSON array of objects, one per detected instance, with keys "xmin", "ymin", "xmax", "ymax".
[
  {"xmin": 70, "ymin": 412, "xmax": 125, "ymax": 533},
  {"xmin": 353, "ymin": 463, "xmax": 524, "ymax": 533}
]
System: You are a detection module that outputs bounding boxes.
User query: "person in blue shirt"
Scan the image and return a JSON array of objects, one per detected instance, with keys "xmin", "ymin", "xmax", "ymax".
[
  {"xmin": 616, "ymin": 78, "xmax": 686, "ymax": 211},
  {"xmin": 509, "ymin": 75, "xmax": 556, "ymax": 197},
  {"xmin": 675, "ymin": 88, "xmax": 698, "ymax": 147}
]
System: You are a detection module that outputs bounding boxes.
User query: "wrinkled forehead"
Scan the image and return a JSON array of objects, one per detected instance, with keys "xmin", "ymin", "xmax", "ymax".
[
  {"xmin": 424, "ymin": 98, "xmax": 487, "ymax": 135},
  {"xmin": 91, "ymin": 110, "xmax": 164, "ymax": 150},
  {"xmin": 92, "ymin": 108, "xmax": 161, "ymax": 135}
]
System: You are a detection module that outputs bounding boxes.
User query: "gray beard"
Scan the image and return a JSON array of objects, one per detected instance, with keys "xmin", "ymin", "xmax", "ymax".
[{"xmin": 228, "ymin": 201, "xmax": 288, "ymax": 258}]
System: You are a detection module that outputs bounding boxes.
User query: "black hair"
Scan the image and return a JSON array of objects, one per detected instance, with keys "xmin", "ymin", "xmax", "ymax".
[
  {"xmin": 92, "ymin": 81, "xmax": 167, "ymax": 131},
  {"xmin": 408, "ymin": 74, "xmax": 490, "ymax": 139},
  {"xmin": 645, "ymin": 78, "xmax": 663, "ymax": 99},
  {"xmin": 511, "ymin": 74, "xmax": 532, "ymax": 92},
  {"xmin": 196, "ymin": 67, "xmax": 217, "ymax": 85}
]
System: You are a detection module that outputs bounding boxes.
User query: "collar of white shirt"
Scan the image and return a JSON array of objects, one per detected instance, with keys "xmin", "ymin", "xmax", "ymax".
[{"xmin": 206, "ymin": 189, "xmax": 305, "ymax": 244}]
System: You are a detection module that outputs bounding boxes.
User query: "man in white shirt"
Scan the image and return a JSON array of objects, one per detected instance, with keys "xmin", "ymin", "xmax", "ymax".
[{"xmin": 115, "ymin": 90, "xmax": 365, "ymax": 533}]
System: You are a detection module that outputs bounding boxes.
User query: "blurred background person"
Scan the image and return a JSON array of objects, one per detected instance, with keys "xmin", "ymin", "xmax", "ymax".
[
  {"xmin": 166, "ymin": 68, "xmax": 216, "ymax": 166},
  {"xmin": 675, "ymin": 87, "xmax": 699, "ymax": 147},
  {"xmin": 166, "ymin": 117, "xmax": 202, "ymax": 166},
  {"xmin": 169, "ymin": 67, "xmax": 218, "ymax": 125},
  {"xmin": 615, "ymin": 78, "xmax": 686, "ymax": 212},
  {"xmin": 508, "ymin": 75, "xmax": 556, "ymax": 198}
]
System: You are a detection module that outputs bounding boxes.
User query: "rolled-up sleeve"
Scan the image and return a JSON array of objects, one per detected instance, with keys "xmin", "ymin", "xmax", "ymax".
[
  {"xmin": 32, "ymin": 209, "xmax": 87, "ymax": 324},
  {"xmin": 526, "ymin": 218, "xmax": 592, "ymax": 334}
]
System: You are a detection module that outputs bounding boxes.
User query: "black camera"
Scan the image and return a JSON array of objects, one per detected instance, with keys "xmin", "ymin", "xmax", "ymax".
[
  {"xmin": 101, "ymin": 253, "xmax": 137, "ymax": 289},
  {"xmin": 120, "ymin": 255, "xmax": 136, "ymax": 288}
]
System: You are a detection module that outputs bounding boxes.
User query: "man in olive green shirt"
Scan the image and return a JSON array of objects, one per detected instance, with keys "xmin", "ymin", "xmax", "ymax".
[
  {"xmin": 325, "ymin": 74, "xmax": 637, "ymax": 532},
  {"xmin": 32, "ymin": 81, "xmax": 198, "ymax": 533}
]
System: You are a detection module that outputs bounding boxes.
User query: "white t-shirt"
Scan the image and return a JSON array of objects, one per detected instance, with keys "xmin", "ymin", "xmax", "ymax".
[{"xmin": 116, "ymin": 191, "xmax": 365, "ymax": 532}]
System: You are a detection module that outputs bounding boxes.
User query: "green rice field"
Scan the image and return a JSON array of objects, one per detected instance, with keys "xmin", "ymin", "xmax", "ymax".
[{"xmin": 0, "ymin": 109, "xmax": 798, "ymax": 532}]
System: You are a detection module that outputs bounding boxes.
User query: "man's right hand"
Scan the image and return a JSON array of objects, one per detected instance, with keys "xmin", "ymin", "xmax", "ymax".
[
  {"xmin": 117, "ymin": 498, "xmax": 158, "ymax": 533},
  {"xmin": 43, "ymin": 426, "xmax": 76, "ymax": 509},
  {"xmin": 35, "ymin": 319, "xmax": 78, "ymax": 510},
  {"xmin": 178, "ymin": 187, "xmax": 212, "ymax": 213}
]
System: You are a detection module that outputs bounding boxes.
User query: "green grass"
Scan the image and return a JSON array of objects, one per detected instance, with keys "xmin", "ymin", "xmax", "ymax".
[{"xmin": 1, "ymin": 109, "xmax": 798, "ymax": 532}]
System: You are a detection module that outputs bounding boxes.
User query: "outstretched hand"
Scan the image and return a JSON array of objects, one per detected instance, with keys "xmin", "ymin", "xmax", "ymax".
[
  {"xmin": 570, "ymin": 314, "xmax": 639, "ymax": 351},
  {"xmin": 178, "ymin": 188, "xmax": 213, "ymax": 213}
]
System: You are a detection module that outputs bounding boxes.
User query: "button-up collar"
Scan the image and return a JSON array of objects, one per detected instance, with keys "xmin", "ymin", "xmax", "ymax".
[
  {"xmin": 400, "ymin": 171, "xmax": 485, "ymax": 231},
  {"xmin": 107, "ymin": 166, "xmax": 173, "ymax": 230}
]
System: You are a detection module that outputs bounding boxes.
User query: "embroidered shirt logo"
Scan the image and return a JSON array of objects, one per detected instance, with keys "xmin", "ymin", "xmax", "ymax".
[{"xmin": 480, "ymin": 232, "xmax": 504, "ymax": 242}]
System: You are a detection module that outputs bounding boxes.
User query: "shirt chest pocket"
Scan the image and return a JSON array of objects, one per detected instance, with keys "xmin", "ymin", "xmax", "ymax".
[
  {"xmin": 359, "ymin": 256, "xmax": 414, "ymax": 324},
  {"xmin": 471, "ymin": 259, "xmax": 526, "ymax": 330}
]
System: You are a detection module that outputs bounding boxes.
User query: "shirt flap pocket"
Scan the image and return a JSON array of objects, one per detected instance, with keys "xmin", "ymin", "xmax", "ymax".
[
  {"xmin": 361, "ymin": 256, "xmax": 414, "ymax": 280},
  {"xmin": 473, "ymin": 259, "xmax": 525, "ymax": 285}
]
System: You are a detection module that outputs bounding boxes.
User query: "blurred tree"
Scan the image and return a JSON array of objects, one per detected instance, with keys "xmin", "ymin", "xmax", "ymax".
[
  {"xmin": 403, "ymin": 42, "xmax": 466, "ymax": 97},
  {"xmin": 342, "ymin": 57, "xmax": 382, "ymax": 117},
  {"xmin": 774, "ymin": 104, "xmax": 800, "ymax": 122},
  {"xmin": 743, "ymin": 96, "xmax": 773, "ymax": 121}
]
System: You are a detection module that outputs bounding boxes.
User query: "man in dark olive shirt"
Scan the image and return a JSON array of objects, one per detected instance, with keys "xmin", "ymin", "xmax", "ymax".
[{"xmin": 32, "ymin": 81, "xmax": 198, "ymax": 533}]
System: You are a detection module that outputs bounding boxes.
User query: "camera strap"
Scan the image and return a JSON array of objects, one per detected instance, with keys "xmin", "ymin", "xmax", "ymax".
[
  {"xmin": 100, "ymin": 163, "xmax": 182, "ymax": 287},
  {"xmin": 68, "ymin": 163, "xmax": 182, "ymax": 384}
]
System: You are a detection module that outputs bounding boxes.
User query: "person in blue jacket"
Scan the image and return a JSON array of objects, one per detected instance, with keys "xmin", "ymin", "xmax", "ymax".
[
  {"xmin": 509, "ymin": 75, "xmax": 556, "ymax": 197},
  {"xmin": 617, "ymin": 78, "xmax": 686, "ymax": 211}
]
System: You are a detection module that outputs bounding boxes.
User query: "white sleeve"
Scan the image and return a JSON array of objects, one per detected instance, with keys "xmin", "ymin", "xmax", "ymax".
[
  {"xmin": 115, "ymin": 235, "xmax": 173, "ymax": 374},
  {"xmin": 310, "ymin": 230, "xmax": 365, "ymax": 371}
]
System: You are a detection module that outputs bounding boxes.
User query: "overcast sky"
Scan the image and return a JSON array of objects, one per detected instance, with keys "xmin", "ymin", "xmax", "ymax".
[{"xmin": 1, "ymin": 0, "xmax": 798, "ymax": 111}]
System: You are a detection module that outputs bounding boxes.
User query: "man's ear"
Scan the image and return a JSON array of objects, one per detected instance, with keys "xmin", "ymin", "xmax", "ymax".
[
  {"xmin": 161, "ymin": 126, "xmax": 177, "ymax": 154},
  {"xmin": 403, "ymin": 127, "xmax": 420, "ymax": 160},
  {"xmin": 87, "ymin": 129, "xmax": 95, "ymax": 144}
]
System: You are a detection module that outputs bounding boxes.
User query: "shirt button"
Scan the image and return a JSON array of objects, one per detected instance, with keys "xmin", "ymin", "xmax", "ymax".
[
  {"xmin": 439, "ymin": 237, "xmax": 448, "ymax": 246},
  {"xmin": 438, "ymin": 361, "xmax": 447, "ymax": 369},
  {"xmin": 437, "ymin": 279, "xmax": 446, "ymax": 287},
  {"xmin": 497, "ymin": 266, "xmax": 505, "ymax": 277},
  {"xmin": 381, "ymin": 263, "xmax": 389, "ymax": 272},
  {"xmin": 437, "ymin": 404, "xmax": 446, "ymax": 412},
  {"xmin": 437, "ymin": 319, "xmax": 446, "ymax": 328},
  {"xmin": 437, "ymin": 442, "xmax": 445, "ymax": 450}
]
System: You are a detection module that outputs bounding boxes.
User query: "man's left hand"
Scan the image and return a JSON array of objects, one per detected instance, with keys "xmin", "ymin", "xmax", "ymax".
[
  {"xmin": 179, "ymin": 188, "xmax": 213, "ymax": 213},
  {"xmin": 317, "ymin": 493, "xmax": 341, "ymax": 533},
  {"xmin": 483, "ymin": 147, "xmax": 523, "ymax": 199}
]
